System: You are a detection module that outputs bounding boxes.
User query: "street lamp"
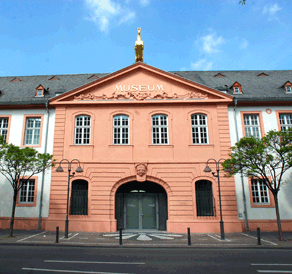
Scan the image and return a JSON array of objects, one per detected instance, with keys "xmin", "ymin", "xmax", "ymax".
[
  {"xmin": 203, "ymin": 158, "xmax": 231, "ymax": 240},
  {"xmin": 56, "ymin": 159, "xmax": 83, "ymax": 238}
]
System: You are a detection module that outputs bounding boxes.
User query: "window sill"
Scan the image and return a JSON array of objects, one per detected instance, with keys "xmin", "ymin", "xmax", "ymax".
[
  {"xmin": 69, "ymin": 144, "xmax": 94, "ymax": 147},
  {"xmin": 148, "ymin": 145, "xmax": 174, "ymax": 148},
  {"xmin": 251, "ymin": 203, "xmax": 275, "ymax": 208},
  {"xmin": 188, "ymin": 144, "xmax": 214, "ymax": 147},
  {"xmin": 16, "ymin": 203, "xmax": 36, "ymax": 207},
  {"xmin": 22, "ymin": 144, "xmax": 41, "ymax": 148},
  {"xmin": 109, "ymin": 145, "xmax": 133, "ymax": 147}
]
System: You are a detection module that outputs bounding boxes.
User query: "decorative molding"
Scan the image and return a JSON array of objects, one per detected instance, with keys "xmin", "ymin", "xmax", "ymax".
[
  {"xmin": 135, "ymin": 163, "xmax": 148, "ymax": 182},
  {"xmin": 74, "ymin": 90, "xmax": 208, "ymax": 101}
]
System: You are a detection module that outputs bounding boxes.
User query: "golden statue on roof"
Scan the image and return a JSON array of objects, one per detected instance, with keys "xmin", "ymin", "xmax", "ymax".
[{"xmin": 135, "ymin": 28, "xmax": 144, "ymax": 62}]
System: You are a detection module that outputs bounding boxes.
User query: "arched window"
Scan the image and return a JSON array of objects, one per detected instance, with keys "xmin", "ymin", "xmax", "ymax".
[
  {"xmin": 152, "ymin": 114, "xmax": 168, "ymax": 144},
  {"xmin": 70, "ymin": 180, "xmax": 88, "ymax": 215},
  {"xmin": 196, "ymin": 180, "xmax": 214, "ymax": 216},
  {"xmin": 74, "ymin": 115, "xmax": 91, "ymax": 145},
  {"xmin": 113, "ymin": 115, "xmax": 129, "ymax": 144},
  {"xmin": 191, "ymin": 114, "xmax": 208, "ymax": 144}
]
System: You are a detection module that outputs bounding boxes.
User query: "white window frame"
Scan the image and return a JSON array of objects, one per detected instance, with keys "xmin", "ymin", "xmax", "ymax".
[
  {"xmin": 113, "ymin": 115, "xmax": 129, "ymax": 145},
  {"xmin": 74, "ymin": 115, "xmax": 91, "ymax": 145},
  {"xmin": 191, "ymin": 114, "xmax": 208, "ymax": 144},
  {"xmin": 279, "ymin": 114, "xmax": 292, "ymax": 131},
  {"xmin": 152, "ymin": 114, "xmax": 169, "ymax": 145},
  {"xmin": 0, "ymin": 117, "xmax": 9, "ymax": 142},
  {"xmin": 19, "ymin": 180, "xmax": 35, "ymax": 204},
  {"xmin": 36, "ymin": 89, "xmax": 43, "ymax": 97},
  {"xmin": 286, "ymin": 85, "xmax": 292, "ymax": 93},
  {"xmin": 244, "ymin": 114, "xmax": 261, "ymax": 138},
  {"xmin": 233, "ymin": 86, "xmax": 240, "ymax": 93},
  {"xmin": 24, "ymin": 117, "xmax": 41, "ymax": 145},
  {"xmin": 251, "ymin": 179, "xmax": 270, "ymax": 205}
]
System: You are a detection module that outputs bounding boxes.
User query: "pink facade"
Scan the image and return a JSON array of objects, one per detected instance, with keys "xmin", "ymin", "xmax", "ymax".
[{"xmin": 46, "ymin": 63, "xmax": 242, "ymax": 233}]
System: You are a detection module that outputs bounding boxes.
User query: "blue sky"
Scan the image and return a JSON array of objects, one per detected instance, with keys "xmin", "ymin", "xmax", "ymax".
[{"xmin": 0, "ymin": 0, "xmax": 291, "ymax": 76}]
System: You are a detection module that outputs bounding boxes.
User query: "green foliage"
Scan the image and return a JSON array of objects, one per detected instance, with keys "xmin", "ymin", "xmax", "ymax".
[
  {"xmin": 222, "ymin": 129, "xmax": 292, "ymax": 194},
  {"xmin": 239, "ymin": 0, "xmax": 246, "ymax": 4},
  {"xmin": 0, "ymin": 135, "xmax": 54, "ymax": 191}
]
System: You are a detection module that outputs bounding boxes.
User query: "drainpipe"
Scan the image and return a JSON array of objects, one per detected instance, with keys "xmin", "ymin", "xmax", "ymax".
[
  {"xmin": 38, "ymin": 99, "xmax": 50, "ymax": 230},
  {"xmin": 234, "ymin": 98, "xmax": 249, "ymax": 231}
]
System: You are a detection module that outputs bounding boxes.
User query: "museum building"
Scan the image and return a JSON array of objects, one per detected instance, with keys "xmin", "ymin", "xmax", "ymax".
[{"xmin": 0, "ymin": 29, "xmax": 291, "ymax": 233}]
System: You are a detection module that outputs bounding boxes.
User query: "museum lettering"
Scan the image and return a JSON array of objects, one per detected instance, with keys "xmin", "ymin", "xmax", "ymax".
[{"xmin": 114, "ymin": 85, "xmax": 164, "ymax": 92}]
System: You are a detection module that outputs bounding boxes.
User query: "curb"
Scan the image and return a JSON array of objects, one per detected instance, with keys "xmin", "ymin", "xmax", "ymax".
[{"xmin": 1, "ymin": 242, "xmax": 292, "ymax": 249}]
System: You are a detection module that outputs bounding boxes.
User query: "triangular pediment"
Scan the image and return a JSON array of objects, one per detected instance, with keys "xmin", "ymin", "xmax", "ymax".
[{"xmin": 50, "ymin": 63, "xmax": 233, "ymax": 105}]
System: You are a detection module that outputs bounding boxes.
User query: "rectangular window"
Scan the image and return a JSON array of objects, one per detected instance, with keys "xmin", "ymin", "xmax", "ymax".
[
  {"xmin": 152, "ymin": 115, "xmax": 168, "ymax": 145},
  {"xmin": 113, "ymin": 115, "xmax": 129, "ymax": 144},
  {"xmin": 19, "ymin": 180, "xmax": 35, "ymax": 204},
  {"xmin": 0, "ymin": 118, "xmax": 9, "ymax": 142},
  {"xmin": 24, "ymin": 117, "xmax": 41, "ymax": 145},
  {"xmin": 191, "ymin": 114, "xmax": 208, "ymax": 144},
  {"xmin": 279, "ymin": 114, "xmax": 292, "ymax": 131},
  {"xmin": 286, "ymin": 86, "xmax": 292, "ymax": 93},
  {"xmin": 75, "ymin": 115, "xmax": 91, "ymax": 145},
  {"xmin": 234, "ymin": 87, "xmax": 240, "ymax": 93},
  {"xmin": 251, "ymin": 179, "xmax": 269, "ymax": 205},
  {"xmin": 243, "ymin": 114, "xmax": 261, "ymax": 138}
]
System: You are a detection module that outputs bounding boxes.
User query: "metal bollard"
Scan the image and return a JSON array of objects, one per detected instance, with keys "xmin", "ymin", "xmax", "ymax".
[
  {"xmin": 257, "ymin": 227, "xmax": 261, "ymax": 245},
  {"xmin": 187, "ymin": 227, "xmax": 191, "ymax": 246},
  {"xmin": 119, "ymin": 227, "xmax": 122, "ymax": 246},
  {"xmin": 56, "ymin": 226, "xmax": 59, "ymax": 243}
]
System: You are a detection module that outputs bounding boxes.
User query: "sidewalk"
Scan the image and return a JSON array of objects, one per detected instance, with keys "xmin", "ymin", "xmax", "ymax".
[{"xmin": 1, "ymin": 229, "xmax": 292, "ymax": 248}]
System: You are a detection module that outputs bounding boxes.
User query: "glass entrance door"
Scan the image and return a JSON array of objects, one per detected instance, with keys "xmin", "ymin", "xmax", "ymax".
[
  {"xmin": 125, "ymin": 194, "xmax": 139, "ymax": 229},
  {"xmin": 124, "ymin": 193, "xmax": 157, "ymax": 230}
]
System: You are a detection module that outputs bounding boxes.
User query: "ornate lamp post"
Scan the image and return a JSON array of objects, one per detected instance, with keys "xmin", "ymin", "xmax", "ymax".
[
  {"xmin": 56, "ymin": 159, "xmax": 83, "ymax": 238},
  {"xmin": 204, "ymin": 158, "xmax": 231, "ymax": 240}
]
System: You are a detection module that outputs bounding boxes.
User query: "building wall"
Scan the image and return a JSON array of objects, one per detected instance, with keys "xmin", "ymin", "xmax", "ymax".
[
  {"xmin": 46, "ymin": 102, "xmax": 241, "ymax": 233},
  {"xmin": 0, "ymin": 108, "xmax": 55, "ymax": 229},
  {"xmin": 228, "ymin": 105, "xmax": 292, "ymax": 231}
]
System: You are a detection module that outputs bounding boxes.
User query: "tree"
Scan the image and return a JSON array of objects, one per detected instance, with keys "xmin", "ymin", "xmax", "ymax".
[
  {"xmin": 0, "ymin": 137, "xmax": 54, "ymax": 237},
  {"xmin": 239, "ymin": 0, "xmax": 246, "ymax": 4},
  {"xmin": 222, "ymin": 130, "xmax": 292, "ymax": 240}
]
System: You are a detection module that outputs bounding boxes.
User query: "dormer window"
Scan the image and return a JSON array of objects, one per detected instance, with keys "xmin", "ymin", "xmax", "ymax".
[
  {"xmin": 49, "ymin": 76, "xmax": 59, "ymax": 81},
  {"xmin": 282, "ymin": 81, "xmax": 292, "ymax": 93},
  {"xmin": 11, "ymin": 77, "xmax": 21, "ymax": 82},
  {"xmin": 231, "ymin": 82, "xmax": 242, "ymax": 94},
  {"xmin": 257, "ymin": 72, "xmax": 269, "ymax": 77},
  {"xmin": 88, "ymin": 75, "xmax": 99, "ymax": 80},
  {"xmin": 214, "ymin": 73, "xmax": 225, "ymax": 78},
  {"xmin": 36, "ymin": 85, "xmax": 44, "ymax": 97}
]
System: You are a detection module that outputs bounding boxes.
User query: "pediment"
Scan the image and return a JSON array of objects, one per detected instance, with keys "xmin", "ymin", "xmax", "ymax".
[{"xmin": 50, "ymin": 63, "xmax": 233, "ymax": 105}]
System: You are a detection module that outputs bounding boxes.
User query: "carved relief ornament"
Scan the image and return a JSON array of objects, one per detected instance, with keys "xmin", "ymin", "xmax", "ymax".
[
  {"xmin": 74, "ymin": 90, "xmax": 208, "ymax": 101},
  {"xmin": 135, "ymin": 163, "xmax": 148, "ymax": 182}
]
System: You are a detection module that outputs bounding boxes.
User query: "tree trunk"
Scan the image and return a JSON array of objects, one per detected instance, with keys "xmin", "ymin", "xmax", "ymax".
[
  {"xmin": 273, "ymin": 193, "xmax": 283, "ymax": 241},
  {"xmin": 9, "ymin": 188, "xmax": 18, "ymax": 237}
]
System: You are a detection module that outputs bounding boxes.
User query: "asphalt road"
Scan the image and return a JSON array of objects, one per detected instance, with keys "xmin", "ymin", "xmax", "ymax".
[{"xmin": 1, "ymin": 245, "xmax": 292, "ymax": 274}]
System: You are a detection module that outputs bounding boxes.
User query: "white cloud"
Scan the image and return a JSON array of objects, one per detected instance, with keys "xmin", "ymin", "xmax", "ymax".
[
  {"xmin": 239, "ymin": 38, "xmax": 249, "ymax": 49},
  {"xmin": 139, "ymin": 0, "xmax": 150, "ymax": 6},
  {"xmin": 84, "ymin": 0, "xmax": 136, "ymax": 32},
  {"xmin": 125, "ymin": 0, "xmax": 150, "ymax": 6},
  {"xmin": 118, "ymin": 10, "xmax": 136, "ymax": 25},
  {"xmin": 191, "ymin": 59, "xmax": 213, "ymax": 71},
  {"xmin": 200, "ymin": 33, "xmax": 225, "ymax": 54},
  {"xmin": 263, "ymin": 3, "xmax": 281, "ymax": 20}
]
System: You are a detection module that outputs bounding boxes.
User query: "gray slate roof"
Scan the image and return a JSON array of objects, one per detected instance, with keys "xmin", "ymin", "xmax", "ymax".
[
  {"xmin": 0, "ymin": 73, "xmax": 108, "ymax": 106},
  {"xmin": 0, "ymin": 69, "xmax": 291, "ymax": 106},
  {"xmin": 172, "ymin": 70, "xmax": 292, "ymax": 103}
]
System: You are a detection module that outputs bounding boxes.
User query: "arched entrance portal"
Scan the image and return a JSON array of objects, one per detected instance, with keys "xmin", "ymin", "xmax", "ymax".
[{"xmin": 115, "ymin": 181, "xmax": 167, "ymax": 231}]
